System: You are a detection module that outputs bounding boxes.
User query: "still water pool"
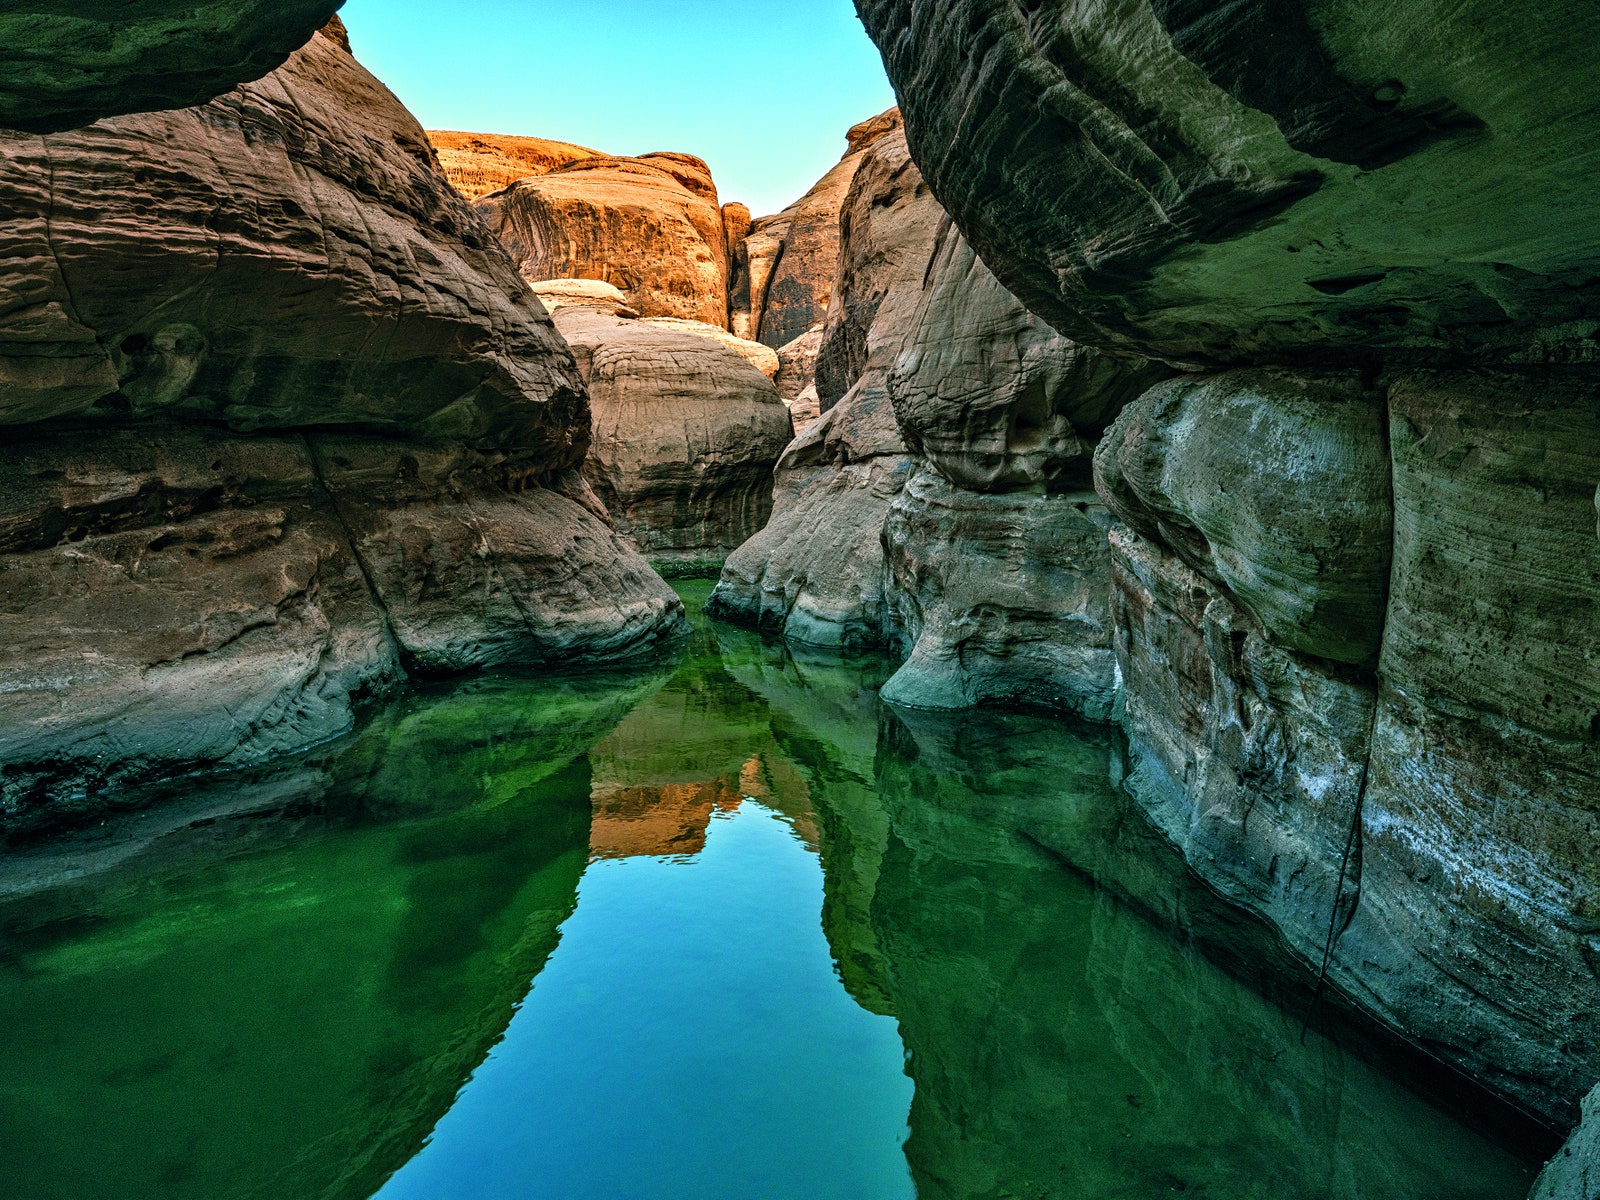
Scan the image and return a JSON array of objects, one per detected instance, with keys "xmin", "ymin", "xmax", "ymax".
[{"xmin": 0, "ymin": 581, "xmax": 1538, "ymax": 1199}]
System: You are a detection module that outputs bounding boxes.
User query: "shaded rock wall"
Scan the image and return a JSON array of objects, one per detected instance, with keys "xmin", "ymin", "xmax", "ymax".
[
  {"xmin": 858, "ymin": 0, "xmax": 1600, "ymax": 1130},
  {"xmin": 0, "ymin": 27, "xmax": 683, "ymax": 834},
  {"xmin": 0, "ymin": 1, "xmax": 342, "ymax": 133}
]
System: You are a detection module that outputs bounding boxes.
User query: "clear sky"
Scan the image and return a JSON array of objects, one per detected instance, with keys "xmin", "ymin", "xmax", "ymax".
[{"xmin": 338, "ymin": 0, "xmax": 897, "ymax": 217}]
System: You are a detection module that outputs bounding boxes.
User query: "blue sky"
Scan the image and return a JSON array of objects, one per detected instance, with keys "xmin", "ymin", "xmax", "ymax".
[{"xmin": 338, "ymin": 0, "xmax": 897, "ymax": 217}]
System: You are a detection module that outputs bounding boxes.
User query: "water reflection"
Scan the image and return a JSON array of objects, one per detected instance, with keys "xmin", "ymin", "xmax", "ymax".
[{"xmin": 0, "ymin": 582, "xmax": 1537, "ymax": 1200}]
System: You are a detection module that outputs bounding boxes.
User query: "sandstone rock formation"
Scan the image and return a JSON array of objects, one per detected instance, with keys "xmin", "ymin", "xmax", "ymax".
[
  {"xmin": 729, "ymin": 109, "xmax": 903, "ymax": 353},
  {"xmin": 861, "ymin": 0, "xmax": 1600, "ymax": 1128},
  {"xmin": 857, "ymin": 0, "xmax": 1600, "ymax": 369},
  {"xmin": 710, "ymin": 126, "xmax": 939, "ymax": 647},
  {"xmin": 478, "ymin": 151, "xmax": 730, "ymax": 327},
  {"xmin": 0, "ymin": 1, "xmax": 342, "ymax": 133},
  {"xmin": 426, "ymin": 130, "xmax": 599, "ymax": 200},
  {"xmin": 716, "ymin": 125, "xmax": 1158, "ymax": 721},
  {"xmin": 551, "ymin": 308, "xmax": 792, "ymax": 569},
  {"xmin": 0, "ymin": 25, "xmax": 682, "ymax": 834}
]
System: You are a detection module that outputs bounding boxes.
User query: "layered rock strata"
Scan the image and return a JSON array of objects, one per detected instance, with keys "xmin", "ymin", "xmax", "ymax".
[
  {"xmin": 0, "ymin": 25, "xmax": 682, "ymax": 834},
  {"xmin": 714, "ymin": 128, "xmax": 1158, "ymax": 721},
  {"xmin": 552, "ymin": 308, "xmax": 792, "ymax": 569},
  {"xmin": 478, "ymin": 151, "xmax": 731, "ymax": 327},
  {"xmin": 425, "ymin": 130, "xmax": 599, "ymax": 200},
  {"xmin": 0, "ymin": 2, "xmax": 342, "ymax": 133},
  {"xmin": 859, "ymin": 0, "xmax": 1600, "ymax": 1130}
]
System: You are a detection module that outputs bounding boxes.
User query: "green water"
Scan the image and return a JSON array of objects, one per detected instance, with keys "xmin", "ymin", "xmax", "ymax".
[{"xmin": 0, "ymin": 582, "xmax": 1537, "ymax": 1200}]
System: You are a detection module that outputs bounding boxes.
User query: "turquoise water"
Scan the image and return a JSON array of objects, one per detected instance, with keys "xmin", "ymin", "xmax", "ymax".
[{"xmin": 0, "ymin": 581, "xmax": 1538, "ymax": 1199}]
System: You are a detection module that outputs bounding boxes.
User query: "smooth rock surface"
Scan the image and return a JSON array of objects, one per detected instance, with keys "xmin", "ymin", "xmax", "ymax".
[
  {"xmin": 891, "ymin": 224, "xmax": 1168, "ymax": 493},
  {"xmin": 774, "ymin": 325, "xmax": 826, "ymax": 403},
  {"xmin": 1532, "ymin": 1084, "xmax": 1600, "ymax": 1200},
  {"xmin": 0, "ymin": 27, "xmax": 684, "ymax": 831},
  {"xmin": 0, "ymin": 1, "xmax": 341, "ymax": 133},
  {"xmin": 478, "ymin": 152, "xmax": 730, "ymax": 327},
  {"xmin": 857, "ymin": 0, "xmax": 1600, "ymax": 367},
  {"xmin": 638, "ymin": 318, "xmax": 780, "ymax": 379},
  {"xmin": 1095, "ymin": 369, "xmax": 1393, "ymax": 665},
  {"xmin": 425, "ymin": 130, "xmax": 599, "ymax": 200},
  {"xmin": 553, "ymin": 309, "xmax": 792, "ymax": 565},
  {"xmin": 881, "ymin": 467, "xmax": 1117, "ymax": 718}
]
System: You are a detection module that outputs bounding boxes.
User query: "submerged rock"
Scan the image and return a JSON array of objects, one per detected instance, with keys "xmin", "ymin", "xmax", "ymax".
[
  {"xmin": 0, "ymin": 25, "xmax": 683, "ymax": 832},
  {"xmin": 477, "ymin": 151, "xmax": 731, "ymax": 327},
  {"xmin": 552, "ymin": 308, "xmax": 792, "ymax": 569},
  {"xmin": 0, "ymin": 2, "xmax": 342, "ymax": 133}
]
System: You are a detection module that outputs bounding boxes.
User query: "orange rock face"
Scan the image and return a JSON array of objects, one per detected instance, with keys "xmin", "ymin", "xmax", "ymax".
[
  {"xmin": 426, "ymin": 130, "xmax": 601, "ymax": 200},
  {"xmin": 477, "ymin": 152, "xmax": 731, "ymax": 328}
]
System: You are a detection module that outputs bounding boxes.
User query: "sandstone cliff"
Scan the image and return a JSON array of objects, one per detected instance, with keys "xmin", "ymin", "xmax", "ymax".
[
  {"xmin": 477, "ymin": 151, "xmax": 731, "ymax": 328},
  {"xmin": 426, "ymin": 130, "xmax": 600, "ymax": 200},
  {"xmin": 711, "ymin": 126, "xmax": 1158, "ymax": 722},
  {"xmin": 0, "ymin": 1, "xmax": 342, "ymax": 133},
  {"xmin": 859, "ymin": 0, "xmax": 1600, "ymax": 1134},
  {"xmin": 0, "ymin": 25, "xmax": 682, "ymax": 836}
]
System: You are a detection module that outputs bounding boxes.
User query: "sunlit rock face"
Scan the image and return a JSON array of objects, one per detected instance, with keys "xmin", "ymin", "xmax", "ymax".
[
  {"xmin": 552, "ymin": 308, "xmax": 793, "ymax": 569},
  {"xmin": 0, "ymin": 26, "xmax": 683, "ymax": 832},
  {"xmin": 477, "ymin": 151, "xmax": 732, "ymax": 328},
  {"xmin": 425, "ymin": 130, "xmax": 600, "ymax": 201},
  {"xmin": 0, "ymin": 2, "xmax": 342, "ymax": 134},
  {"xmin": 858, "ymin": 0, "xmax": 1600, "ymax": 1125},
  {"xmin": 856, "ymin": 0, "xmax": 1600, "ymax": 369}
]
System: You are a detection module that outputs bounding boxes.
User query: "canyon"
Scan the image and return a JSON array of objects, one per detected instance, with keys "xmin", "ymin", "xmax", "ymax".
[{"xmin": 0, "ymin": 3, "xmax": 1595, "ymax": 1195}]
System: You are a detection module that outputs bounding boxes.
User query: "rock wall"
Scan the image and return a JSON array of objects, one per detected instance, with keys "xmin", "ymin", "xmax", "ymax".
[
  {"xmin": 0, "ymin": 2, "xmax": 342, "ymax": 133},
  {"xmin": 476, "ymin": 151, "xmax": 731, "ymax": 328},
  {"xmin": 425, "ymin": 130, "xmax": 600, "ymax": 201},
  {"xmin": 713, "ymin": 127, "xmax": 1160, "ymax": 719},
  {"xmin": 857, "ymin": 0, "xmax": 1600, "ymax": 1132},
  {"xmin": 0, "ymin": 25, "xmax": 683, "ymax": 836}
]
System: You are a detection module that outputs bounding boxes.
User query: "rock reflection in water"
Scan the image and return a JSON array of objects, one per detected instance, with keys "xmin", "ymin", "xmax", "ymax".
[{"xmin": 0, "ymin": 581, "xmax": 1538, "ymax": 1200}]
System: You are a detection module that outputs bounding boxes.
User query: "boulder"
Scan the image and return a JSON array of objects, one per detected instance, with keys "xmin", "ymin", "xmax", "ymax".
[
  {"xmin": 774, "ymin": 325, "xmax": 825, "ymax": 402},
  {"xmin": 0, "ymin": 2, "xmax": 342, "ymax": 133},
  {"xmin": 857, "ymin": 0, "xmax": 1600, "ymax": 368},
  {"xmin": 478, "ymin": 151, "xmax": 730, "ymax": 327},
  {"xmin": 425, "ymin": 130, "xmax": 599, "ymax": 200},
  {"xmin": 1095, "ymin": 370, "xmax": 1393, "ymax": 666},
  {"xmin": 526, "ymin": 277, "xmax": 638, "ymax": 317},
  {"xmin": 637, "ymin": 318, "xmax": 779, "ymax": 379},
  {"xmin": 1531, "ymin": 1084, "xmax": 1600, "ymax": 1200},
  {"xmin": 0, "ymin": 25, "xmax": 683, "ymax": 833},
  {"xmin": 552, "ymin": 308, "xmax": 793, "ymax": 567}
]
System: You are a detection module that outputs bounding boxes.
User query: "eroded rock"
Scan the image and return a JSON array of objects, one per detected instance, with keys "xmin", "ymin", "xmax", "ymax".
[
  {"xmin": 0, "ymin": 2, "xmax": 342, "ymax": 133},
  {"xmin": 478, "ymin": 151, "xmax": 730, "ymax": 327},
  {"xmin": 857, "ymin": 0, "xmax": 1600, "ymax": 367},
  {"xmin": 553, "ymin": 309, "xmax": 792, "ymax": 567},
  {"xmin": 425, "ymin": 129, "xmax": 600, "ymax": 201}
]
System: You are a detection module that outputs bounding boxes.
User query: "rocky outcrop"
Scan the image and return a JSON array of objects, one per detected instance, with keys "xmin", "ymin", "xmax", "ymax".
[
  {"xmin": 856, "ymin": 0, "xmax": 1600, "ymax": 369},
  {"xmin": 710, "ymin": 126, "xmax": 939, "ymax": 647},
  {"xmin": 426, "ymin": 130, "xmax": 599, "ymax": 200},
  {"xmin": 729, "ymin": 109, "xmax": 903, "ymax": 352},
  {"xmin": 0, "ymin": 26, "xmax": 682, "ymax": 834},
  {"xmin": 716, "ymin": 126, "xmax": 1158, "ymax": 718},
  {"xmin": 1532, "ymin": 1084, "xmax": 1600, "ymax": 1200},
  {"xmin": 0, "ymin": 1, "xmax": 342, "ymax": 133},
  {"xmin": 477, "ymin": 151, "xmax": 731, "ymax": 327},
  {"xmin": 552, "ymin": 308, "xmax": 792, "ymax": 569},
  {"xmin": 860, "ymin": 0, "xmax": 1600, "ymax": 1128}
]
